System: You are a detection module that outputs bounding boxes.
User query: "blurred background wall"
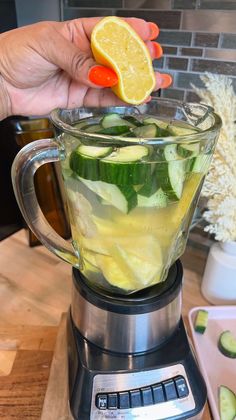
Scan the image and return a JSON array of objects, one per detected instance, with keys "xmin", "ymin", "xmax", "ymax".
[{"xmin": 60, "ymin": 0, "xmax": 236, "ymax": 102}]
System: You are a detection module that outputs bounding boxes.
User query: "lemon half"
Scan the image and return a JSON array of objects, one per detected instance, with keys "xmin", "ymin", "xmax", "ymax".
[{"xmin": 91, "ymin": 16, "xmax": 156, "ymax": 105}]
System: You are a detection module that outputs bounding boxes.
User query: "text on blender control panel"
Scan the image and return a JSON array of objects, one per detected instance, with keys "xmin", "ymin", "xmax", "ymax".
[{"xmin": 96, "ymin": 375, "xmax": 189, "ymax": 410}]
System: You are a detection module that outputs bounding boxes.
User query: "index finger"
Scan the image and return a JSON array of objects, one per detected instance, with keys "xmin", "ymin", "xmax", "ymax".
[{"xmin": 72, "ymin": 16, "xmax": 159, "ymax": 42}]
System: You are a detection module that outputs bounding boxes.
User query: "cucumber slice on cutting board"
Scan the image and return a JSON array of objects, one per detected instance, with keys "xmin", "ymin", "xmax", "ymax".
[
  {"xmin": 194, "ymin": 309, "xmax": 208, "ymax": 334},
  {"xmin": 218, "ymin": 331, "xmax": 236, "ymax": 359},
  {"xmin": 99, "ymin": 145, "xmax": 151, "ymax": 185},
  {"xmin": 219, "ymin": 386, "xmax": 236, "ymax": 420},
  {"xmin": 78, "ymin": 177, "xmax": 137, "ymax": 213},
  {"xmin": 137, "ymin": 188, "xmax": 167, "ymax": 208},
  {"xmin": 70, "ymin": 145, "xmax": 113, "ymax": 181}
]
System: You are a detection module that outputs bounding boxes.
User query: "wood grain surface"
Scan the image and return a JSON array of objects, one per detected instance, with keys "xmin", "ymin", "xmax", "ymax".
[
  {"xmin": 0, "ymin": 323, "xmax": 57, "ymax": 419},
  {"xmin": 0, "ymin": 229, "xmax": 212, "ymax": 419}
]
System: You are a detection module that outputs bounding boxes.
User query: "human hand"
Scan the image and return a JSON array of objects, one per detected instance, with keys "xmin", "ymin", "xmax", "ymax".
[{"xmin": 0, "ymin": 17, "xmax": 172, "ymax": 118}]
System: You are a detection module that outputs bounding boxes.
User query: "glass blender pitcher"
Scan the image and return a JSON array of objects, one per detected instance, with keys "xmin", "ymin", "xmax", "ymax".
[{"xmin": 11, "ymin": 98, "xmax": 221, "ymax": 295}]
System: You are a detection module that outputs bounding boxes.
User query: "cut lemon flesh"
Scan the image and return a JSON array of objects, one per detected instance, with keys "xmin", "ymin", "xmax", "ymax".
[{"xmin": 91, "ymin": 16, "xmax": 156, "ymax": 104}]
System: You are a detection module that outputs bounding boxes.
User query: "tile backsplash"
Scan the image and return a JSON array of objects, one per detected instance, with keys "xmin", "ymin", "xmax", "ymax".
[{"xmin": 62, "ymin": 0, "xmax": 236, "ymax": 101}]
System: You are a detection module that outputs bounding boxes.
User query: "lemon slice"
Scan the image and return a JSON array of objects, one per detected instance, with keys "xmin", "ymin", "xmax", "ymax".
[{"xmin": 91, "ymin": 16, "xmax": 156, "ymax": 104}]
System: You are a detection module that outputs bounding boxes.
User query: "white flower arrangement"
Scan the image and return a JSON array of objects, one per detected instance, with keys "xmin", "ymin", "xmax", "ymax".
[{"xmin": 193, "ymin": 73, "xmax": 236, "ymax": 242}]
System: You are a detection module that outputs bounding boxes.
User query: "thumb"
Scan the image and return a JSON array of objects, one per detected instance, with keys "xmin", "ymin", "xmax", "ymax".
[{"xmin": 46, "ymin": 31, "xmax": 118, "ymax": 88}]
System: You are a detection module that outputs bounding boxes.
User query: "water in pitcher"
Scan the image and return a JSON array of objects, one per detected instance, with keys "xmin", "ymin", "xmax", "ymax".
[{"xmin": 60, "ymin": 113, "xmax": 209, "ymax": 294}]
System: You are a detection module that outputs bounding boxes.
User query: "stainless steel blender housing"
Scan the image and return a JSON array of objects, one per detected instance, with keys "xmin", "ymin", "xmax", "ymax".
[
  {"xmin": 68, "ymin": 262, "xmax": 207, "ymax": 420},
  {"xmin": 71, "ymin": 262, "xmax": 182, "ymax": 354}
]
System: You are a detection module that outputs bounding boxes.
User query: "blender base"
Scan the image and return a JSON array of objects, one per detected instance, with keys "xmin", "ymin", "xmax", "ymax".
[
  {"xmin": 67, "ymin": 264, "xmax": 207, "ymax": 420},
  {"xmin": 68, "ymin": 315, "xmax": 206, "ymax": 420}
]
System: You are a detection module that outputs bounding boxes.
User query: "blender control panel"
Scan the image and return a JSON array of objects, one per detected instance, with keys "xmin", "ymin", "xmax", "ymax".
[
  {"xmin": 91, "ymin": 364, "xmax": 195, "ymax": 420},
  {"xmin": 96, "ymin": 375, "xmax": 188, "ymax": 410}
]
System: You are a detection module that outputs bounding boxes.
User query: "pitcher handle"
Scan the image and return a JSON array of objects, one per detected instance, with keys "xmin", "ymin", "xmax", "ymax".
[{"xmin": 11, "ymin": 138, "xmax": 80, "ymax": 267}]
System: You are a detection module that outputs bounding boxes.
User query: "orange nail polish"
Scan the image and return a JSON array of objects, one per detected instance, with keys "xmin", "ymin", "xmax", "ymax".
[
  {"xmin": 153, "ymin": 42, "xmax": 163, "ymax": 59},
  {"xmin": 160, "ymin": 74, "xmax": 172, "ymax": 89},
  {"xmin": 89, "ymin": 65, "xmax": 118, "ymax": 87},
  {"xmin": 148, "ymin": 22, "xmax": 159, "ymax": 40}
]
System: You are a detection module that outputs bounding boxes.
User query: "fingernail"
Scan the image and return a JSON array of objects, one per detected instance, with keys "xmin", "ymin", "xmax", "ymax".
[
  {"xmin": 160, "ymin": 73, "xmax": 172, "ymax": 89},
  {"xmin": 88, "ymin": 65, "xmax": 118, "ymax": 87},
  {"xmin": 148, "ymin": 22, "xmax": 159, "ymax": 40},
  {"xmin": 144, "ymin": 96, "xmax": 152, "ymax": 103},
  {"xmin": 152, "ymin": 42, "xmax": 163, "ymax": 59}
]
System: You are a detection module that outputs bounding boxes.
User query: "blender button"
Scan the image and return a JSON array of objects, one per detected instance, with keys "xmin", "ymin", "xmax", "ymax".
[
  {"xmin": 163, "ymin": 379, "xmax": 177, "ymax": 401},
  {"xmin": 174, "ymin": 376, "xmax": 189, "ymax": 398},
  {"xmin": 141, "ymin": 386, "xmax": 153, "ymax": 406},
  {"xmin": 130, "ymin": 389, "xmax": 142, "ymax": 408},
  {"xmin": 152, "ymin": 384, "xmax": 165, "ymax": 404},
  {"xmin": 119, "ymin": 391, "xmax": 130, "ymax": 409},
  {"xmin": 96, "ymin": 394, "xmax": 108, "ymax": 410},
  {"xmin": 108, "ymin": 393, "xmax": 118, "ymax": 409}
]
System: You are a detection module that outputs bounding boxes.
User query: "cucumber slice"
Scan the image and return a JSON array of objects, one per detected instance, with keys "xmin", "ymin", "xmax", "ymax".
[
  {"xmin": 143, "ymin": 117, "xmax": 169, "ymax": 129},
  {"xmin": 77, "ymin": 145, "xmax": 112, "ymax": 158},
  {"xmin": 191, "ymin": 154, "xmax": 210, "ymax": 173},
  {"xmin": 101, "ymin": 145, "xmax": 149, "ymax": 163},
  {"xmin": 82, "ymin": 124, "xmax": 102, "ymax": 133},
  {"xmin": 78, "ymin": 177, "xmax": 137, "ymax": 213},
  {"xmin": 98, "ymin": 126, "xmax": 131, "ymax": 135},
  {"xmin": 69, "ymin": 145, "xmax": 113, "ymax": 181},
  {"xmin": 99, "ymin": 145, "xmax": 151, "ymax": 185},
  {"xmin": 160, "ymin": 144, "xmax": 186, "ymax": 200},
  {"xmin": 123, "ymin": 115, "xmax": 143, "ymax": 126},
  {"xmin": 101, "ymin": 113, "xmax": 135, "ymax": 128},
  {"xmin": 133, "ymin": 124, "xmax": 158, "ymax": 138},
  {"xmin": 194, "ymin": 309, "xmax": 208, "ymax": 334},
  {"xmin": 218, "ymin": 331, "xmax": 236, "ymax": 359},
  {"xmin": 133, "ymin": 124, "xmax": 170, "ymax": 138},
  {"xmin": 137, "ymin": 177, "xmax": 160, "ymax": 197},
  {"xmin": 73, "ymin": 120, "xmax": 88, "ymax": 130},
  {"xmin": 163, "ymin": 144, "xmax": 180, "ymax": 161},
  {"xmin": 178, "ymin": 142, "xmax": 200, "ymax": 158},
  {"xmin": 156, "ymin": 160, "xmax": 186, "ymax": 201},
  {"xmin": 219, "ymin": 386, "xmax": 236, "ymax": 420},
  {"xmin": 166, "ymin": 160, "xmax": 186, "ymax": 200},
  {"xmin": 137, "ymin": 188, "xmax": 167, "ymax": 208},
  {"xmin": 168, "ymin": 121, "xmax": 200, "ymax": 136}
]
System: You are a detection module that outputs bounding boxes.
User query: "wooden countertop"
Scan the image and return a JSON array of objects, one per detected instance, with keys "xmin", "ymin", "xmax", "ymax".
[{"xmin": 0, "ymin": 229, "xmax": 212, "ymax": 419}]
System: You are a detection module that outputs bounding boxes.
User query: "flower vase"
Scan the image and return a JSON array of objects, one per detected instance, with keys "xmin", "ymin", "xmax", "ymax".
[{"xmin": 201, "ymin": 241, "xmax": 236, "ymax": 305}]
